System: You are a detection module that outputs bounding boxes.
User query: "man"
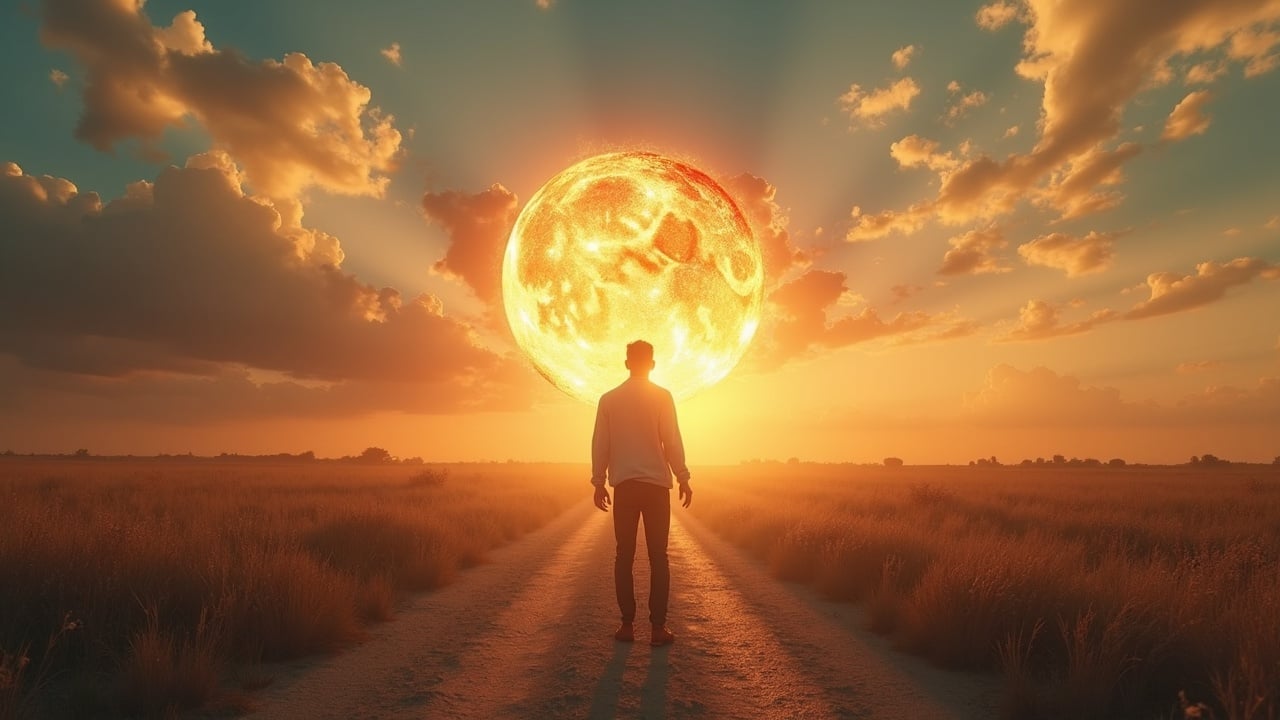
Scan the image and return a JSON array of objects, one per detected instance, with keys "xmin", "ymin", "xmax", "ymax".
[{"xmin": 591, "ymin": 340, "xmax": 692, "ymax": 647}]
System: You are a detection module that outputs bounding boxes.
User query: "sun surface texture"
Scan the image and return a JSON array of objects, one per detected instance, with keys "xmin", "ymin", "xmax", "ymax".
[{"xmin": 502, "ymin": 151, "xmax": 763, "ymax": 404}]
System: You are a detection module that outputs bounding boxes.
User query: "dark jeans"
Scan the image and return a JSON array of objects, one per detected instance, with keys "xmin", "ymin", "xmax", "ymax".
[{"xmin": 613, "ymin": 480, "xmax": 670, "ymax": 625}]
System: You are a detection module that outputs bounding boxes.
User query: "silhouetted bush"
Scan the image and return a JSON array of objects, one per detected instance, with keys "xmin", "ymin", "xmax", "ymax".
[
  {"xmin": 883, "ymin": 457, "xmax": 904, "ymax": 468},
  {"xmin": 358, "ymin": 447, "xmax": 392, "ymax": 464}
]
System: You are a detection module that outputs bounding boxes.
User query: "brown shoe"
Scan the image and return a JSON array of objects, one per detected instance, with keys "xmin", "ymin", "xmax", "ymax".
[
  {"xmin": 650, "ymin": 625, "xmax": 675, "ymax": 646},
  {"xmin": 614, "ymin": 622, "xmax": 634, "ymax": 642}
]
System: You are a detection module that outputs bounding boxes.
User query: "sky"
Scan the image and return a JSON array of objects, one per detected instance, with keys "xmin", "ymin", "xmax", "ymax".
[{"xmin": 1, "ymin": 0, "xmax": 1278, "ymax": 465}]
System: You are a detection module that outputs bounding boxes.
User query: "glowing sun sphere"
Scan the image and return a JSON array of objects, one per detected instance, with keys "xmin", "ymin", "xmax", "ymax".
[{"xmin": 502, "ymin": 151, "xmax": 763, "ymax": 404}]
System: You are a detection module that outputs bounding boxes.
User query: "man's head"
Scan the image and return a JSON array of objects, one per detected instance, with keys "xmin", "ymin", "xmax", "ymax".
[{"xmin": 625, "ymin": 340, "xmax": 654, "ymax": 377}]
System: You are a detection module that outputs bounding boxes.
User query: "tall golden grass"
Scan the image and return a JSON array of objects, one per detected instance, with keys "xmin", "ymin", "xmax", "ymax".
[
  {"xmin": 0, "ymin": 459, "xmax": 582, "ymax": 718},
  {"xmin": 690, "ymin": 464, "xmax": 1280, "ymax": 720}
]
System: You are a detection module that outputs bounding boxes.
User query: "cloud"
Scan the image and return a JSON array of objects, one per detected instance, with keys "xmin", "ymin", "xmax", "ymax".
[
  {"xmin": 845, "ymin": 202, "xmax": 933, "ymax": 242},
  {"xmin": 1017, "ymin": 230, "xmax": 1117, "ymax": 277},
  {"xmin": 1184, "ymin": 61, "xmax": 1226, "ymax": 84},
  {"xmin": 40, "ymin": 0, "xmax": 402, "ymax": 198},
  {"xmin": 890, "ymin": 135, "xmax": 957, "ymax": 171},
  {"xmin": 944, "ymin": 82, "xmax": 988, "ymax": 124},
  {"xmin": 997, "ymin": 300, "xmax": 1117, "ymax": 342},
  {"xmin": 380, "ymin": 42, "xmax": 402, "ymax": 67},
  {"xmin": 866, "ymin": 0, "xmax": 1280, "ymax": 228},
  {"xmin": 938, "ymin": 227, "xmax": 1010, "ymax": 276},
  {"xmin": 1004, "ymin": 125, "xmax": 1019, "ymax": 138},
  {"xmin": 964, "ymin": 364, "xmax": 1144, "ymax": 426},
  {"xmin": 1228, "ymin": 25, "xmax": 1280, "ymax": 77},
  {"xmin": 837, "ymin": 77, "xmax": 920, "ymax": 129},
  {"xmin": 0, "ymin": 161, "xmax": 527, "ymax": 414},
  {"xmin": 889, "ymin": 315, "xmax": 982, "ymax": 346},
  {"xmin": 49, "ymin": 68, "xmax": 68, "ymax": 88},
  {"xmin": 1267, "ymin": 215, "xmax": 1280, "ymax": 230},
  {"xmin": 976, "ymin": 2, "xmax": 1019, "ymax": 30},
  {"xmin": 892, "ymin": 45, "xmax": 916, "ymax": 70},
  {"xmin": 890, "ymin": 283, "xmax": 924, "ymax": 303},
  {"xmin": 750, "ymin": 270, "xmax": 934, "ymax": 368},
  {"xmin": 1125, "ymin": 257, "xmax": 1280, "ymax": 320},
  {"xmin": 1179, "ymin": 376, "xmax": 1280, "ymax": 424},
  {"xmin": 536, "ymin": 0, "xmax": 553, "ymax": 9},
  {"xmin": 423, "ymin": 184, "xmax": 520, "ymax": 305},
  {"xmin": 1176, "ymin": 360, "xmax": 1220, "ymax": 374},
  {"xmin": 1162, "ymin": 90, "xmax": 1213, "ymax": 141},
  {"xmin": 722, "ymin": 173, "xmax": 811, "ymax": 289},
  {"xmin": 1042, "ymin": 143, "xmax": 1144, "ymax": 220},
  {"xmin": 965, "ymin": 363, "xmax": 1280, "ymax": 429}
]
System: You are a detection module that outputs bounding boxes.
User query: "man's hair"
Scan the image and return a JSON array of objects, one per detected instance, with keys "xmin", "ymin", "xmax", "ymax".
[{"xmin": 626, "ymin": 340, "xmax": 654, "ymax": 363}]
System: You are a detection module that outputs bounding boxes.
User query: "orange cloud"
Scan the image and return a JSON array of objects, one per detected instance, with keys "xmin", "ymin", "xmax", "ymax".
[
  {"xmin": 944, "ymin": 81, "xmax": 988, "ymax": 124},
  {"xmin": 1162, "ymin": 91, "xmax": 1213, "ymax": 141},
  {"xmin": 938, "ymin": 227, "xmax": 1010, "ymax": 276},
  {"xmin": 865, "ymin": 0, "xmax": 1280, "ymax": 231},
  {"xmin": 975, "ymin": 2, "xmax": 1019, "ymax": 31},
  {"xmin": 889, "ymin": 315, "xmax": 982, "ymax": 346},
  {"xmin": 1126, "ymin": 257, "xmax": 1280, "ymax": 319},
  {"xmin": 1228, "ymin": 25, "xmax": 1280, "ymax": 77},
  {"xmin": 837, "ymin": 77, "xmax": 920, "ymax": 129},
  {"xmin": 750, "ymin": 270, "xmax": 934, "ymax": 368},
  {"xmin": 0, "ymin": 162, "xmax": 524, "ymax": 411},
  {"xmin": 996, "ymin": 300, "xmax": 1117, "ymax": 342},
  {"xmin": 845, "ymin": 202, "xmax": 933, "ymax": 242},
  {"xmin": 965, "ymin": 364, "xmax": 1145, "ymax": 426},
  {"xmin": 892, "ymin": 45, "xmax": 917, "ymax": 70},
  {"xmin": 890, "ymin": 135, "xmax": 957, "ymax": 171},
  {"xmin": 40, "ymin": 0, "xmax": 402, "ymax": 198},
  {"xmin": 721, "ymin": 173, "xmax": 811, "ymax": 289},
  {"xmin": 890, "ymin": 283, "xmax": 924, "ymax": 303},
  {"xmin": 1184, "ymin": 61, "xmax": 1226, "ymax": 84},
  {"xmin": 1017, "ymin": 231, "xmax": 1117, "ymax": 277},
  {"xmin": 1177, "ymin": 376, "xmax": 1280, "ymax": 424},
  {"xmin": 380, "ymin": 42, "xmax": 402, "ymax": 67},
  {"xmin": 49, "ymin": 68, "xmax": 68, "ymax": 88},
  {"xmin": 423, "ymin": 185, "xmax": 520, "ymax": 305},
  {"xmin": 963, "ymin": 364, "xmax": 1280, "ymax": 435},
  {"xmin": 1176, "ymin": 360, "xmax": 1221, "ymax": 374}
]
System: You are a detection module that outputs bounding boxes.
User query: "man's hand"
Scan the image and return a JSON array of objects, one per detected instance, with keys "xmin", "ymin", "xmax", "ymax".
[
  {"xmin": 679, "ymin": 482, "xmax": 693, "ymax": 508},
  {"xmin": 593, "ymin": 485, "xmax": 611, "ymax": 512}
]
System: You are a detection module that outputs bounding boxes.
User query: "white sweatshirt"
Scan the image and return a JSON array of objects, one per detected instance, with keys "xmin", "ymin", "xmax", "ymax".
[{"xmin": 590, "ymin": 376, "xmax": 691, "ymax": 489}]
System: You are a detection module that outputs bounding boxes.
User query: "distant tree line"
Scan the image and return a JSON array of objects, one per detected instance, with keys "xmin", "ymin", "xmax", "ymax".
[
  {"xmin": 0, "ymin": 447, "xmax": 426, "ymax": 464},
  {"xmin": 969, "ymin": 455, "xmax": 1123, "ymax": 468}
]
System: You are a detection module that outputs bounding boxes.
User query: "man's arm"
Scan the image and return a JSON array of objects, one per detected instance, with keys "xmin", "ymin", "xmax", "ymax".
[
  {"xmin": 591, "ymin": 395, "xmax": 610, "ymax": 486},
  {"xmin": 659, "ymin": 390, "xmax": 692, "ymax": 507},
  {"xmin": 591, "ymin": 396, "xmax": 611, "ymax": 511}
]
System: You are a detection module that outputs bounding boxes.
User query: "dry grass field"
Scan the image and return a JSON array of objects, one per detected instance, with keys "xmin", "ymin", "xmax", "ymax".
[
  {"xmin": 0, "ymin": 458, "xmax": 583, "ymax": 719},
  {"xmin": 689, "ymin": 463, "xmax": 1280, "ymax": 720},
  {"xmin": 4, "ymin": 459, "xmax": 1276, "ymax": 719}
]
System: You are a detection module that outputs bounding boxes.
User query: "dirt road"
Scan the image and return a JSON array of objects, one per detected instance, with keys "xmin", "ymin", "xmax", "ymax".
[{"xmin": 247, "ymin": 503, "xmax": 998, "ymax": 719}]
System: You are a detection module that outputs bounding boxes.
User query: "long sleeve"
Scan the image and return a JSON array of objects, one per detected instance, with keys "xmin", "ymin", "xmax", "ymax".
[
  {"xmin": 590, "ymin": 396, "xmax": 609, "ymax": 486},
  {"xmin": 659, "ymin": 390, "xmax": 691, "ymax": 483}
]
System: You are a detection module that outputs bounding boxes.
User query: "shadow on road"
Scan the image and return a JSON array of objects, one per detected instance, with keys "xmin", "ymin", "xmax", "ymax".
[
  {"xmin": 640, "ymin": 646, "xmax": 670, "ymax": 717},
  {"xmin": 589, "ymin": 642, "xmax": 634, "ymax": 719}
]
